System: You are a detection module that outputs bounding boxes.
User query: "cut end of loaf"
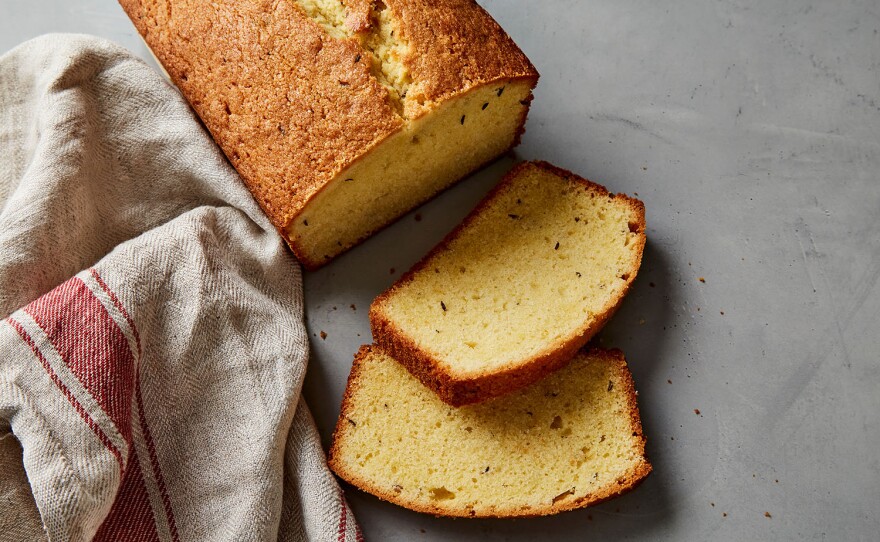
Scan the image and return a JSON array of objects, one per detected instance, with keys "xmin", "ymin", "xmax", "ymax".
[
  {"xmin": 328, "ymin": 345, "xmax": 652, "ymax": 518},
  {"xmin": 370, "ymin": 161, "xmax": 646, "ymax": 405},
  {"xmin": 286, "ymin": 79, "xmax": 535, "ymax": 269}
]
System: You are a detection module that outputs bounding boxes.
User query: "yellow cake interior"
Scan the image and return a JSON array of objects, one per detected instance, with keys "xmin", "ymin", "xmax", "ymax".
[
  {"xmin": 331, "ymin": 347, "xmax": 649, "ymax": 517},
  {"xmin": 373, "ymin": 164, "xmax": 643, "ymax": 377},
  {"xmin": 287, "ymin": 80, "xmax": 533, "ymax": 265}
]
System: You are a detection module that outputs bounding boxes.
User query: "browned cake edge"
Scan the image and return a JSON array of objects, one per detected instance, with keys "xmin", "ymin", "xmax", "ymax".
[
  {"xmin": 327, "ymin": 345, "xmax": 653, "ymax": 518},
  {"xmin": 292, "ymin": 79, "xmax": 537, "ymax": 270},
  {"xmin": 369, "ymin": 161, "xmax": 647, "ymax": 405}
]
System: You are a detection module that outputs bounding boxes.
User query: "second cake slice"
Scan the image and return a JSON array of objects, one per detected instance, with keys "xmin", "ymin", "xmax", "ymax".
[{"xmin": 370, "ymin": 161, "xmax": 646, "ymax": 405}]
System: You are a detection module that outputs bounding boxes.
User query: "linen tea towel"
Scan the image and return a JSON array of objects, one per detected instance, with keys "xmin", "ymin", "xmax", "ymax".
[{"xmin": 0, "ymin": 34, "xmax": 361, "ymax": 541}]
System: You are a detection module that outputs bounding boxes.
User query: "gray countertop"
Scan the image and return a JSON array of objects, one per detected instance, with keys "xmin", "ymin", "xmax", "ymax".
[{"xmin": 3, "ymin": 1, "xmax": 878, "ymax": 540}]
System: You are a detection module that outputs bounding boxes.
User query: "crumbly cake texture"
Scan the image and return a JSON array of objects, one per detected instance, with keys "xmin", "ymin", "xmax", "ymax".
[
  {"xmin": 370, "ymin": 161, "xmax": 646, "ymax": 406},
  {"xmin": 119, "ymin": 0, "xmax": 538, "ymax": 268},
  {"xmin": 329, "ymin": 345, "xmax": 652, "ymax": 518}
]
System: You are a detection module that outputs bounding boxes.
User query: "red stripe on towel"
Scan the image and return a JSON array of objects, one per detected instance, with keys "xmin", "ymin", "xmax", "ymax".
[
  {"xmin": 6, "ymin": 316, "xmax": 124, "ymax": 467},
  {"xmin": 24, "ymin": 277, "xmax": 135, "ymax": 444},
  {"xmin": 337, "ymin": 495, "xmax": 348, "ymax": 542},
  {"xmin": 91, "ymin": 269, "xmax": 180, "ymax": 542},
  {"xmin": 94, "ymin": 448, "xmax": 160, "ymax": 542}
]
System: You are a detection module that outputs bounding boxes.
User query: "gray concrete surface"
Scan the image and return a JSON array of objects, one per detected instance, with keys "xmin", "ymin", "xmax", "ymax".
[{"xmin": 3, "ymin": 1, "xmax": 878, "ymax": 540}]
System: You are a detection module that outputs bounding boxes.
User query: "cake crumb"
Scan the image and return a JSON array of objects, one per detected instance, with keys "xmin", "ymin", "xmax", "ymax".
[
  {"xmin": 350, "ymin": 304, "xmax": 357, "ymax": 310},
  {"xmin": 694, "ymin": 408, "xmax": 701, "ymax": 416},
  {"xmin": 667, "ymin": 379, "xmax": 672, "ymax": 384},
  {"xmin": 764, "ymin": 511, "xmax": 772, "ymax": 518},
  {"xmin": 698, "ymin": 277, "xmax": 706, "ymax": 283},
  {"xmin": 320, "ymin": 331, "xmax": 327, "ymax": 340},
  {"xmin": 390, "ymin": 268, "xmax": 395, "ymax": 274},
  {"xmin": 649, "ymin": 282, "xmax": 656, "ymax": 287},
  {"xmin": 723, "ymin": 512, "xmax": 728, "ymax": 517},
  {"xmin": 414, "ymin": 213, "xmax": 422, "ymax": 222}
]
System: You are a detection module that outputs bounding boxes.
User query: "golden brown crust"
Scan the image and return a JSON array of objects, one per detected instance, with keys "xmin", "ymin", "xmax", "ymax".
[
  {"xmin": 328, "ymin": 346, "xmax": 652, "ymax": 518},
  {"xmin": 119, "ymin": 0, "xmax": 538, "ymax": 244},
  {"xmin": 120, "ymin": 0, "xmax": 402, "ymax": 228},
  {"xmin": 369, "ymin": 161, "xmax": 647, "ymax": 406},
  {"xmin": 386, "ymin": 0, "xmax": 537, "ymax": 111}
]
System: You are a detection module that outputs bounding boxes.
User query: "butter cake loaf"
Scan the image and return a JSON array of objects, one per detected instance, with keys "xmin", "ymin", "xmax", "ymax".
[
  {"xmin": 119, "ymin": 0, "xmax": 539, "ymax": 268},
  {"xmin": 328, "ymin": 345, "xmax": 651, "ymax": 518},
  {"xmin": 370, "ymin": 161, "xmax": 646, "ymax": 405}
]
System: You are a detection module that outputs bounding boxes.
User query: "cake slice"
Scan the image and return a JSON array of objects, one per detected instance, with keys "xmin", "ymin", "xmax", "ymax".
[
  {"xmin": 328, "ymin": 345, "xmax": 651, "ymax": 518},
  {"xmin": 370, "ymin": 161, "xmax": 646, "ymax": 405},
  {"xmin": 119, "ymin": 0, "xmax": 538, "ymax": 268}
]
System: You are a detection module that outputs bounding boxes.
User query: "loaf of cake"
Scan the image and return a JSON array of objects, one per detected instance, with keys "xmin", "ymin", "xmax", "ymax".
[
  {"xmin": 370, "ymin": 161, "xmax": 646, "ymax": 405},
  {"xmin": 329, "ymin": 345, "xmax": 651, "ymax": 517},
  {"xmin": 119, "ymin": 0, "xmax": 539, "ymax": 268}
]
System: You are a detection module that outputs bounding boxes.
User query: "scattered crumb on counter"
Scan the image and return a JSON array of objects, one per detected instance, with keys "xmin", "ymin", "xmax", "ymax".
[
  {"xmin": 320, "ymin": 331, "xmax": 327, "ymax": 340},
  {"xmin": 390, "ymin": 267, "xmax": 395, "ymax": 274},
  {"xmin": 415, "ymin": 213, "xmax": 422, "ymax": 222},
  {"xmin": 350, "ymin": 304, "xmax": 357, "ymax": 310},
  {"xmin": 694, "ymin": 408, "xmax": 701, "ymax": 416},
  {"xmin": 698, "ymin": 277, "xmax": 706, "ymax": 283},
  {"xmin": 765, "ymin": 511, "xmax": 772, "ymax": 519}
]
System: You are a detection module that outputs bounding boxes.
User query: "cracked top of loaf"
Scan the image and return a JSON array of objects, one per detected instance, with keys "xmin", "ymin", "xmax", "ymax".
[{"xmin": 119, "ymin": 0, "xmax": 537, "ymax": 229}]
